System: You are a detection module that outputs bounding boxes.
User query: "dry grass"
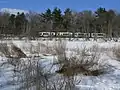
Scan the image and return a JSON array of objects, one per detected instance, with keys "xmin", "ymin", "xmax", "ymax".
[
  {"xmin": 0, "ymin": 42, "xmax": 27, "ymax": 58},
  {"xmin": 54, "ymin": 42, "xmax": 107, "ymax": 76},
  {"xmin": 11, "ymin": 44, "xmax": 26, "ymax": 58},
  {"xmin": 112, "ymin": 45, "xmax": 120, "ymax": 61},
  {"xmin": 0, "ymin": 43, "xmax": 11, "ymax": 57},
  {"xmin": 56, "ymin": 54, "xmax": 106, "ymax": 76}
]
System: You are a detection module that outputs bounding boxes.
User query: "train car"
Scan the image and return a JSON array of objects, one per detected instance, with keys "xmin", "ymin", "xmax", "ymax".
[
  {"xmin": 56, "ymin": 32, "xmax": 73, "ymax": 37},
  {"xmin": 39, "ymin": 32, "xmax": 55, "ymax": 37},
  {"xmin": 91, "ymin": 33, "xmax": 106, "ymax": 38},
  {"xmin": 74, "ymin": 32, "xmax": 90, "ymax": 38},
  {"xmin": 38, "ymin": 32, "xmax": 106, "ymax": 38}
]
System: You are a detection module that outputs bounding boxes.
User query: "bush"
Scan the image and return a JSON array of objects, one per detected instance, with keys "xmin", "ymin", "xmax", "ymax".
[{"xmin": 54, "ymin": 41, "xmax": 107, "ymax": 76}]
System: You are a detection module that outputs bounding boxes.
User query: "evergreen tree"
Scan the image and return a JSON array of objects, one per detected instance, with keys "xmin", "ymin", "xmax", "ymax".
[
  {"xmin": 41, "ymin": 8, "xmax": 53, "ymax": 31},
  {"xmin": 52, "ymin": 7, "xmax": 63, "ymax": 31},
  {"xmin": 63, "ymin": 8, "xmax": 72, "ymax": 32}
]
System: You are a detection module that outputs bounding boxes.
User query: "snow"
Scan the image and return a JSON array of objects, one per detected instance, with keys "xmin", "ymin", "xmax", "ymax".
[{"xmin": 1, "ymin": 40, "xmax": 120, "ymax": 90}]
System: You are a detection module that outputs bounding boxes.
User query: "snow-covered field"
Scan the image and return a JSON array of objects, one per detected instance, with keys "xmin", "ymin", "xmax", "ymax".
[{"xmin": 0, "ymin": 39, "xmax": 120, "ymax": 90}]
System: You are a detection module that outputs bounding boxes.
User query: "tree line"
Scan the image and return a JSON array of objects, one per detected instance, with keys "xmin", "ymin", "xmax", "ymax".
[{"xmin": 0, "ymin": 7, "xmax": 120, "ymax": 39}]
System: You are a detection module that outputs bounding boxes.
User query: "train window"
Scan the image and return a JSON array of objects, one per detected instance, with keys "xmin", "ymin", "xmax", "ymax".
[
  {"xmin": 97, "ymin": 33, "xmax": 105, "ymax": 36},
  {"xmin": 50, "ymin": 32, "xmax": 55, "ymax": 36},
  {"xmin": 43, "ymin": 32, "xmax": 49, "ymax": 35},
  {"xmin": 62, "ymin": 33, "xmax": 72, "ymax": 36},
  {"xmin": 56, "ymin": 32, "xmax": 61, "ymax": 36}
]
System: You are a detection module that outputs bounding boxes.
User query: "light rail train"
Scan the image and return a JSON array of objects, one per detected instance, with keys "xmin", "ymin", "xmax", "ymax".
[{"xmin": 39, "ymin": 32, "xmax": 106, "ymax": 38}]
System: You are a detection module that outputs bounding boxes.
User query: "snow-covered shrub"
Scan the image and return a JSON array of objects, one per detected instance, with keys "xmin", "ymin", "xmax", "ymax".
[
  {"xmin": 54, "ymin": 41, "xmax": 107, "ymax": 76},
  {"xmin": 50, "ymin": 41, "xmax": 109, "ymax": 90},
  {"xmin": 8, "ymin": 57, "xmax": 53, "ymax": 90}
]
